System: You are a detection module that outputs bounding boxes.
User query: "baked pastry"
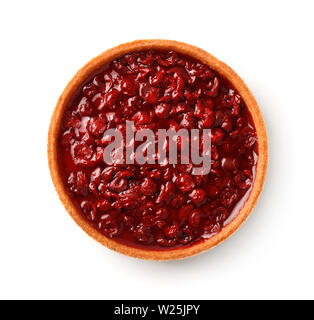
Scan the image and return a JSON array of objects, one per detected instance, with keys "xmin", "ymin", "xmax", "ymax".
[{"xmin": 48, "ymin": 40, "xmax": 268, "ymax": 260}]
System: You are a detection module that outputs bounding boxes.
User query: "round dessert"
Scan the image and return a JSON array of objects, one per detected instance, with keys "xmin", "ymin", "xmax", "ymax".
[{"xmin": 48, "ymin": 40, "xmax": 268, "ymax": 260}]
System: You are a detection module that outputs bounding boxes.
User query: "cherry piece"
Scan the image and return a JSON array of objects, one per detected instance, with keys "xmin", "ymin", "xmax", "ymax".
[
  {"xmin": 189, "ymin": 209, "xmax": 202, "ymax": 227},
  {"xmin": 105, "ymin": 89, "xmax": 120, "ymax": 107},
  {"xmin": 98, "ymin": 215, "xmax": 119, "ymax": 237},
  {"xmin": 121, "ymin": 76, "xmax": 139, "ymax": 96},
  {"xmin": 140, "ymin": 178, "xmax": 157, "ymax": 196},
  {"xmin": 163, "ymin": 223, "xmax": 178, "ymax": 239},
  {"xmin": 177, "ymin": 174, "xmax": 195, "ymax": 192},
  {"xmin": 189, "ymin": 188, "xmax": 207, "ymax": 206},
  {"xmin": 81, "ymin": 201, "xmax": 97, "ymax": 221},
  {"xmin": 140, "ymin": 85, "xmax": 160, "ymax": 103},
  {"xmin": 155, "ymin": 103, "xmax": 171, "ymax": 118}
]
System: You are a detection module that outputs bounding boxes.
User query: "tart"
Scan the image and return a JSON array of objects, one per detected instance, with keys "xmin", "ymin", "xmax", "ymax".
[{"xmin": 48, "ymin": 39, "xmax": 268, "ymax": 260}]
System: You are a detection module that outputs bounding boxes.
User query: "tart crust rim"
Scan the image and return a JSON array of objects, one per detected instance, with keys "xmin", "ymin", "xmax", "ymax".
[{"xmin": 48, "ymin": 39, "xmax": 268, "ymax": 260}]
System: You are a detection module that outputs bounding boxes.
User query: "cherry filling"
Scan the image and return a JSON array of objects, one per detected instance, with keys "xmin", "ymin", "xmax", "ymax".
[{"xmin": 58, "ymin": 50, "xmax": 258, "ymax": 250}]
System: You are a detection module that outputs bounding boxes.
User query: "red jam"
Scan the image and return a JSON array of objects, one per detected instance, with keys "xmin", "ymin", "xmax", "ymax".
[{"xmin": 58, "ymin": 50, "xmax": 258, "ymax": 250}]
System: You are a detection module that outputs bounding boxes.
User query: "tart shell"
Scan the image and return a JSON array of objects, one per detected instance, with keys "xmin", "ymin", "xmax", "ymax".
[{"xmin": 48, "ymin": 39, "xmax": 268, "ymax": 260}]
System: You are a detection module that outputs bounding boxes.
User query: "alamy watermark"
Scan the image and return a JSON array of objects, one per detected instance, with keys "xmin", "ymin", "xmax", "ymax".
[{"xmin": 102, "ymin": 121, "xmax": 211, "ymax": 175}]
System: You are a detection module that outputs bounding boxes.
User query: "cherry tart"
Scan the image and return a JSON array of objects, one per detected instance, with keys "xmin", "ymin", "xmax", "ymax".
[{"xmin": 48, "ymin": 40, "xmax": 268, "ymax": 260}]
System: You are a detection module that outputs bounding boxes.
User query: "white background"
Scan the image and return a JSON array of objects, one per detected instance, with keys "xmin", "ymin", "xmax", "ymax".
[{"xmin": 0, "ymin": 0, "xmax": 313, "ymax": 300}]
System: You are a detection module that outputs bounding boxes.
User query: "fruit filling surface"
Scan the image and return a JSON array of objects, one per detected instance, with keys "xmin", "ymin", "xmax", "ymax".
[{"xmin": 58, "ymin": 49, "xmax": 258, "ymax": 250}]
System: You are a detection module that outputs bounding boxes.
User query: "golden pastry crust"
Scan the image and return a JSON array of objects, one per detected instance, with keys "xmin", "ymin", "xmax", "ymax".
[{"xmin": 48, "ymin": 39, "xmax": 268, "ymax": 260}]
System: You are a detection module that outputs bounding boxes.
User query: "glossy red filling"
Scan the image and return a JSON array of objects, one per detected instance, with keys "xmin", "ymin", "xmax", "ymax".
[{"xmin": 58, "ymin": 50, "xmax": 258, "ymax": 250}]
